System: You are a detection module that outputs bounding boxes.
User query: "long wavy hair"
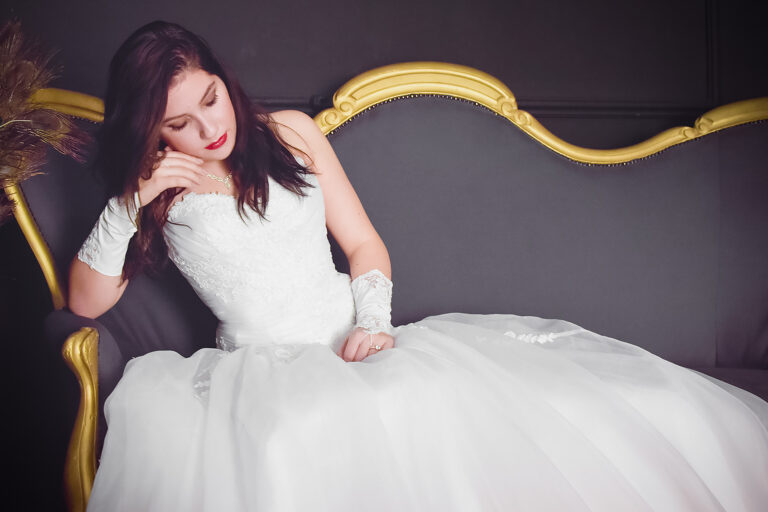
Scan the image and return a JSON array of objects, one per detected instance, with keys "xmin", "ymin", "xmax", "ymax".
[{"xmin": 94, "ymin": 20, "xmax": 314, "ymax": 281}]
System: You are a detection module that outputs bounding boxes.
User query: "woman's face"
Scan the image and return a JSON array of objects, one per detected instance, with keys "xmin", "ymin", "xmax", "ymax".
[{"xmin": 159, "ymin": 68, "xmax": 237, "ymax": 163}]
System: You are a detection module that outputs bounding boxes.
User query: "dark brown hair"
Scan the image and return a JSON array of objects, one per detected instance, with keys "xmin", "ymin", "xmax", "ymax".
[{"xmin": 94, "ymin": 20, "xmax": 313, "ymax": 280}]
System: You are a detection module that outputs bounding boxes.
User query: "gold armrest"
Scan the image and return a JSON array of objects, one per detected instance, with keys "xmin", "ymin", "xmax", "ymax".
[{"xmin": 62, "ymin": 327, "xmax": 99, "ymax": 512}]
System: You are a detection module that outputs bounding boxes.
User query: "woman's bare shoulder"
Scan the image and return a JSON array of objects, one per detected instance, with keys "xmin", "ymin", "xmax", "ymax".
[
  {"xmin": 268, "ymin": 109, "xmax": 315, "ymax": 129},
  {"xmin": 267, "ymin": 109, "xmax": 318, "ymax": 164}
]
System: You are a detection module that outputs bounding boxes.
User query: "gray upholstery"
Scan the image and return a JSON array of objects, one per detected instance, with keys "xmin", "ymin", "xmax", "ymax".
[
  {"xmin": 328, "ymin": 96, "xmax": 768, "ymax": 375},
  {"xmin": 26, "ymin": 94, "xmax": 768, "ymax": 459},
  {"xmin": 712, "ymin": 123, "xmax": 768, "ymax": 368}
]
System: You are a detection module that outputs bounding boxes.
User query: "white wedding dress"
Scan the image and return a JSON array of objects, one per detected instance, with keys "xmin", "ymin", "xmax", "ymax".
[{"xmin": 87, "ymin": 157, "xmax": 768, "ymax": 512}]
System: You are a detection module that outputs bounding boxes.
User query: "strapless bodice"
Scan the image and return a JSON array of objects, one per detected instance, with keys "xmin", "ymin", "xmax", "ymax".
[{"xmin": 163, "ymin": 158, "xmax": 355, "ymax": 352}]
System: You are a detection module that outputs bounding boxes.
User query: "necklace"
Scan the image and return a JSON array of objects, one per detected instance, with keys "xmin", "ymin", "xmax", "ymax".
[{"xmin": 206, "ymin": 172, "xmax": 233, "ymax": 189}]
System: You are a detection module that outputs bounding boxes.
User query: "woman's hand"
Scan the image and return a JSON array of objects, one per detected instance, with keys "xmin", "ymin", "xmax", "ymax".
[
  {"xmin": 138, "ymin": 146, "xmax": 208, "ymax": 206},
  {"xmin": 337, "ymin": 327, "xmax": 395, "ymax": 362}
]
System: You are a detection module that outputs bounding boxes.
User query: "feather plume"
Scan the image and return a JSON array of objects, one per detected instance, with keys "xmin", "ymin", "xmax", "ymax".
[{"xmin": 0, "ymin": 19, "xmax": 90, "ymax": 224}]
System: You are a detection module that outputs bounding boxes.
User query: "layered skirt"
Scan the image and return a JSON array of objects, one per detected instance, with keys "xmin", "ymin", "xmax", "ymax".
[{"xmin": 87, "ymin": 312, "xmax": 768, "ymax": 512}]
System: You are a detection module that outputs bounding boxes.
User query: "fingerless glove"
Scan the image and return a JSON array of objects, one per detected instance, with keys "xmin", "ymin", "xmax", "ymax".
[{"xmin": 350, "ymin": 268, "xmax": 394, "ymax": 336}]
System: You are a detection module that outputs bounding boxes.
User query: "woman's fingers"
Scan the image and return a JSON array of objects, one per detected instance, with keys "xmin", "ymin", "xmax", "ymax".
[
  {"xmin": 155, "ymin": 150, "xmax": 206, "ymax": 172},
  {"xmin": 336, "ymin": 337, "xmax": 349, "ymax": 358},
  {"xmin": 161, "ymin": 147, "xmax": 196, "ymax": 160},
  {"xmin": 159, "ymin": 155, "xmax": 207, "ymax": 176},
  {"xmin": 153, "ymin": 161, "xmax": 207, "ymax": 184},
  {"xmin": 378, "ymin": 336, "xmax": 395, "ymax": 351},
  {"xmin": 344, "ymin": 330, "xmax": 371, "ymax": 362},
  {"xmin": 338, "ymin": 329, "xmax": 395, "ymax": 362},
  {"xmin": 365, "ymin": 333, "xmax": 395, "ymax": 357},
  {"xmin": 139, "ymin": 168, "xmax": 202, "ymax": 206},
  {"xmin": 343, "ymin": 333, "xmax": 361, "ymax": 362},
  {"xmin": 163, "ymin": 151, "xmax": 204, "ymax": 167},
  {"xmin": 152, "ymin": 170, "xmax": 202, "ymax": 189},
  {"xmin": 368, "ymin": 334, "xmax": 394, "ymax": 356},
  {"xmin": 354, "ymin": 333, "xmax": 371, "ymax": 362}
]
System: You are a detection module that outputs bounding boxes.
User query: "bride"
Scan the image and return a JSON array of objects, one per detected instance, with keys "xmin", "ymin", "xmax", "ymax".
[{"xmin": 70, "ymin": 20, "xmax": 768, "ymax": 512}]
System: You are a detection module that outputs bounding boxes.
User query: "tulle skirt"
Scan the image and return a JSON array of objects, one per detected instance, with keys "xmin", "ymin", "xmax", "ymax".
[{"xmin": 87, "ymin": 313, "xmax": 768, "ymax": 512}]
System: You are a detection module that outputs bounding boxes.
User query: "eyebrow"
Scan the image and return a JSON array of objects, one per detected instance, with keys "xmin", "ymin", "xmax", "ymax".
[{"xmin": 162, "ymin": 81, "xmax": 216, "ymax": 123}]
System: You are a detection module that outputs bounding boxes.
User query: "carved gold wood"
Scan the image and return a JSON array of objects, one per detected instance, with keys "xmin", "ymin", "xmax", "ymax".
[
  {"xmin": 315, "ymin": 61, "xmax": 768, "ymax": 163},
  {"xmin": 5, "ymin": 88, "xmax": 103, "ymax": 512},
  {"xmin": 4, "ymin": 183, "xmax": 66, "ymax": 308},
  {"xmin": 61, "ymin": 327, "xmax": 99, "ymax": 512},
  {"xmin": 3, "ymin": 88, "xmax": 104, "ymax": 311},
  {"xmin": 29, "ymin": 87, "xmax": 104, "ymax": 122}
]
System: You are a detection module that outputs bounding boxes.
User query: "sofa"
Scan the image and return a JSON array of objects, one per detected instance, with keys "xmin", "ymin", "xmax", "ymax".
[{"xmin": 8, "ymin": 61, "xmax": 768, "ymax": 512}]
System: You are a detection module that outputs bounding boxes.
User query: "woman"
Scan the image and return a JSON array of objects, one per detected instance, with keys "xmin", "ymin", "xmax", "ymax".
[{"xmin": 73, "ymin": 21, "xmax": 768, "ymax": 512}]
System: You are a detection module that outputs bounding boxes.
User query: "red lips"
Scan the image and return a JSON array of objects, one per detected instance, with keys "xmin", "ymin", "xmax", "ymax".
[{"xmin": 206, "ymin": 132, "xmax": 227, "ymax": 150}]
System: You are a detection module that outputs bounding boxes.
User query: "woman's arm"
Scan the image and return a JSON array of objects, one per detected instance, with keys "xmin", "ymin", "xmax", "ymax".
[
  {"xmin": 67, "ymin": 190, "xmax": 141, "ymax": 318},
  {"xmin": 268, "ymin": 110, "xmax": 391, "ymax": 279},
  {"xmin": 270, "ymin": 110, "xmax": 395, "ymax": 362},
  {"xmin": 68, "ymin": 149, "xmax": 206, "ymax": 318},
  {"xmin": 68, "ymin": 260, "xmax": 129, "ymax": 318}
]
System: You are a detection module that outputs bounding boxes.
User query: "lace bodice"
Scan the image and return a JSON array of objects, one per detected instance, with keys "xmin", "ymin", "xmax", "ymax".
[{"xmin": 163, "ymin": 156, "xmax": 355, "ymax": 352}]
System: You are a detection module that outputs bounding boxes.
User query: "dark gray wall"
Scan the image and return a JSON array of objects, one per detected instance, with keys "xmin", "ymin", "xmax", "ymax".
[
  {"xmin": 4, "ymin": 0, "xmax": 767, "ymax": 146},
  {"xmin": 1, "ymin": 1, "xmax": 766, "ymax": 510}
]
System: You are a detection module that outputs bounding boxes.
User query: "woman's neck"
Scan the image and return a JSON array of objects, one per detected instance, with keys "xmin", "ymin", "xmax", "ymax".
[{"xmin": 201, "ymin": 159, "xmax": 231, "ymax": 177}]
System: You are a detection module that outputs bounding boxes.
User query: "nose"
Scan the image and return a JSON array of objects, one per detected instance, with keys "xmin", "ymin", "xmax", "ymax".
[{"xmin": 198, "ymin": 115, "xmax": 217, "ymax": 140}]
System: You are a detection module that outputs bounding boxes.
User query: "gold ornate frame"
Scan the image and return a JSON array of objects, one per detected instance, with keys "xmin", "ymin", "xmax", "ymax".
[
  {"xmin": 61, "ymin": 327, "xmax": 99, "ymax": 512},
  {"xmin": 315, "ymin": 61, "xmax": 768, "ymax": 161},
  {"xmin": 5, "ymin": 88, "xmax": 104, "ymax": 310},
  {"xmin": 7, "ymin": 63, "xmax": 768, "ymax": 512},
  {"xmin": 3, "ymin": 88, "xmax": 104, "ymax": 512}
]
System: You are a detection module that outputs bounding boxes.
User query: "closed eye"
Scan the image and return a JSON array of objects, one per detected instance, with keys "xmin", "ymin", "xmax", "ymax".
[{"xmin": 168, "ymin": 93, "xmax": 219, "ymax": 132}]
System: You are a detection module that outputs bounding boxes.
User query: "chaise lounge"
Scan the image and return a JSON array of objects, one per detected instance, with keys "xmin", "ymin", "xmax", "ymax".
[{"xmin": 7, "ymin": 61, "xmax": 768, "ymax": 512}]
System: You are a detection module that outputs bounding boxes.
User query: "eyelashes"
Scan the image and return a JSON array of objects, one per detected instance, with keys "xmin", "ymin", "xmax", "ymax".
[{"xmin": 168, "ymin": 92, "xmax": 219, "ymax": 132}]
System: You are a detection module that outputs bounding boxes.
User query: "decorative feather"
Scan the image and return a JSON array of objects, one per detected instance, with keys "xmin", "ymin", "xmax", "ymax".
[{"xmin": 0, "ymin": 18, "xmax": 90, "ymax": 224}]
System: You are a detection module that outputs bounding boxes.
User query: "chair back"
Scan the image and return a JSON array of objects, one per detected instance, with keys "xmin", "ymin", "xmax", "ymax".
[{"xmin": 322, "ymin": 83, "xmax": 768, "ymax": 369}]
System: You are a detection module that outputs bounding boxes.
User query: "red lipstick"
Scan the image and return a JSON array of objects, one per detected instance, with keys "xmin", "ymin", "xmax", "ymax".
[{"xmin": 206, "ymin": 132, "xmax": 227, "ymax": 150}]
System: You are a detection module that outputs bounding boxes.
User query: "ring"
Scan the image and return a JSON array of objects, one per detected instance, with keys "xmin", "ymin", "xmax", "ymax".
[{"xmin": 368, "ymin": 333, "xmax": 382, "ymax": 351}]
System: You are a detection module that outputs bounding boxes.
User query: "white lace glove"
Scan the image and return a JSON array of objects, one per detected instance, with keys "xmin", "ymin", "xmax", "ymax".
[
  {"xmin": 76, "ymin": 191, "xmax": 141, "ymax": 276},
  {"xmin": 350, "ymin": 268, "xmax": 394, "ymax": 336}
]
